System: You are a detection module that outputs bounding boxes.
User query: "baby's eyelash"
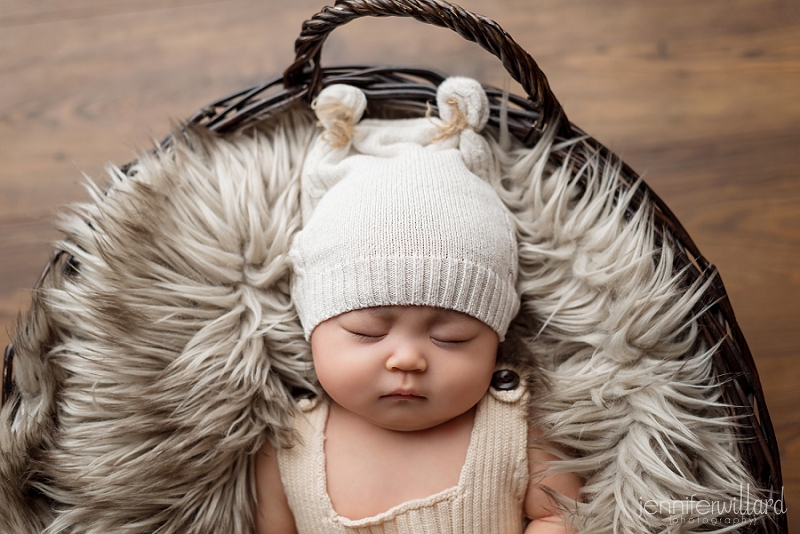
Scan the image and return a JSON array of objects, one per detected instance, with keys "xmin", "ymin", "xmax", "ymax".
[
  {"xmin": 431, "ymin": 338, "xmax": 468, "ymax": 347},
  {"xmin": 348, "ymin": 331, "xmax": 385, "ymax": 342}
]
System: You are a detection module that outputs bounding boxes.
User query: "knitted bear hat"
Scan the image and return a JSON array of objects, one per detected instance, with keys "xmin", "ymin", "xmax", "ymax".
[{"xmin": 290, "ymin": 77, "xmax": 520, "ymax": 340}]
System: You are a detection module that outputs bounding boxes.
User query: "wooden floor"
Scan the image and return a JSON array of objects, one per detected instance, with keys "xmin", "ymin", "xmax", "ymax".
[{"xmin": 1, "ymin": 0, "xmax": 798, "ymax": 529}]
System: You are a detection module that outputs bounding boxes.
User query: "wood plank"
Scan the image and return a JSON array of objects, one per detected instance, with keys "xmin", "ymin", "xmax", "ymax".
[
  {"xmin": 1, "ymin": 0, "xmax": 797, "ymax": 529},
  {"xmin": 0, "ymin": 0, "xmax": 231, "ymax": 27}
]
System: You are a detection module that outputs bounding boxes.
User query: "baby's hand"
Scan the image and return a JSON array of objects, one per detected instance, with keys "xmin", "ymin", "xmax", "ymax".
[
  {"xmin": 254, "ymin": 440, "xmax": 298, "ymax": 534},
  {"xmin": 524, "ymin": 515, "xmax": 575, "ymax": 534},
  {"xmin": 524, "ymin": 425, "xmax": 582, "ymax": 534}
]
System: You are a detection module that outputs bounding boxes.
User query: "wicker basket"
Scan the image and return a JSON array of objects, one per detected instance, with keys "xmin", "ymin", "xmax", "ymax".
[{"xmin": 2, "ymin": 0, "xmax": 786, "ymax": 532}]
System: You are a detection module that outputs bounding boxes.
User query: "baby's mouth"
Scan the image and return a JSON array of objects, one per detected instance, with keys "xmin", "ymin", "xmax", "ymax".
[{"xmin": 382, "ymin": 389, "xmax": 425, "ymax": 399}]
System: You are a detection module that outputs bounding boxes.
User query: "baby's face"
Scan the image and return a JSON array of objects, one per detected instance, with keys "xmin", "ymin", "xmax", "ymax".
[{"xmin": 310, "ymin": 305, "xmax": 498, "ymax": 432}]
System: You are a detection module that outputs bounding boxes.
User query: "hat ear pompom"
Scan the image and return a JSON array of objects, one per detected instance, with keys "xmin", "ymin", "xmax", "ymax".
[
  {"xmin": 459, "ymin": 129, "xmax": 491, "ymax": 180},
  {"xmin": 436, "ymin": 77, "xmax": 490, "ymax": 133},
  {"xmin": 312, "ymin": 84, "xmax": 367, "ymax": 148}
]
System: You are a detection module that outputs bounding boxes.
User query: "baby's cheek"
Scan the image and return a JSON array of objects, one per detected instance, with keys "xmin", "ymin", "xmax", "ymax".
[
  {"xmin": 315, "ymin": 352, "xmax": 371, "ymax": 403},
  {"xmin": 312, "ymin": 351, "xmax": 338, "ymax": 394},
  {"xmin": 442, "ymin": 366, "xmax": 492, "ymax": 409},
  {"xmin": 313, "ymin": 352, "xmax": 342, "ymax": 390}
]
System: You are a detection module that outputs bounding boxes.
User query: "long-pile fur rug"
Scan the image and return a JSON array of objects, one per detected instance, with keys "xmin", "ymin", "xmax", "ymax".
[{"xmin": 1, "ymin": 104, "xmax": 764, "ymax": 533}]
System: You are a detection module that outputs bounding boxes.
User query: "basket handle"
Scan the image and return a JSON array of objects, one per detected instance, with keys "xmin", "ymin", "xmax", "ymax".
[
  {"xmin": 2, "ymin": 343, "xmax": 13, "ymax": 408},
  {"xmin": 283, "ymin": 0, "xmax": 571, "ymax": 137}
]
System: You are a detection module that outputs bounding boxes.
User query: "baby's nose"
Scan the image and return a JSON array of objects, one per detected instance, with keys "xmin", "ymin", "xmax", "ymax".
[{"xmin": 385, "ymin": 345, "xmax": 427, "ymax": 373}]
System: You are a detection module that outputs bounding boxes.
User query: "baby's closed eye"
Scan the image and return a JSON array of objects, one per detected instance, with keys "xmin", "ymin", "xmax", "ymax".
[
  {"xmin": 430, "ymin": 339, "xmax": 468, "ymax": 349},
  {"xmin": 347, "ymin": 330, "xmax": 387, "ymax": 342},
  {"xmin": 428, "ymin": 323, "xmax": 482, "ymax": 345}
]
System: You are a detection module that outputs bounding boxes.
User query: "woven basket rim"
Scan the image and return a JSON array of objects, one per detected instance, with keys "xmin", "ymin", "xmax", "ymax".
[
  {"xmin": 4, "ymin": 63, "xmax": 785, "ymax": 514},
  {"xmin": 1, "ymin": 0, "xmax": 788, "ymax": 530}
]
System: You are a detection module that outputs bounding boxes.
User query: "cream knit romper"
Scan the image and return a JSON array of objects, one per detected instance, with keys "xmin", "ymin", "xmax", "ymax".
[{"xmin": 277, "ymin": 376, "xmax": 529, "ymax": 534}]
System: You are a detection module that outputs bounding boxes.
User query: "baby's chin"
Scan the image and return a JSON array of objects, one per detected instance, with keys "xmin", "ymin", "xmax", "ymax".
[{"xmin": 357, "ymin": 404, "xmax": 474, "ymax": 433}]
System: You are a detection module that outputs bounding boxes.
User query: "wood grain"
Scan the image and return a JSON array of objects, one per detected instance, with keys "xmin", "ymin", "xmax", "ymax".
[{"xmin": 1, "ymin": 0, "xmax": 797, "ymax": 529}]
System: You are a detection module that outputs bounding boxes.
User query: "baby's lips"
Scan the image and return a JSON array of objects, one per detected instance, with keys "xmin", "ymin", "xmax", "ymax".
[{"xmin": 382, "ymin": 388, "xmax": 425, "ymax": 398}]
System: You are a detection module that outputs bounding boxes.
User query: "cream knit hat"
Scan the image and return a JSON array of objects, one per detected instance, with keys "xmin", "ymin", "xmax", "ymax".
[{"xmin": 290, "ymin": 77, "xmax": 519, "ymax": 340}]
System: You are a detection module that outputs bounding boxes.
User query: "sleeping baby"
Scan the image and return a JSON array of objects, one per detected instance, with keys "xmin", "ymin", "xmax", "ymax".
[{"xmin": 254, "ymin": 77, "xmax": 582, "ymax": 534}]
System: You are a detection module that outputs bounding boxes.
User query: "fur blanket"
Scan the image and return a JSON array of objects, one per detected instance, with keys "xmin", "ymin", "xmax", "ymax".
[{"xmin": 1, "ymin": 106, "xmax": 762, "ymax": 533}]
